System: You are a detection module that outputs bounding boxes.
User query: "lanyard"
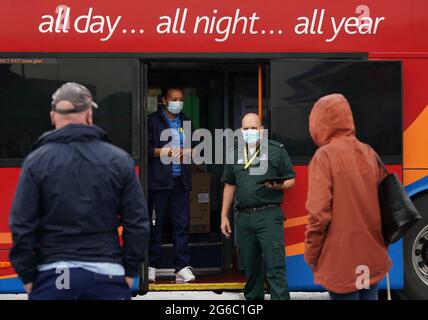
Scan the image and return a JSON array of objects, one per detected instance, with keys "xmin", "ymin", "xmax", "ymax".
[{"xmin": 243, "ymin": 145, "xmax": 260, "ymax": 170}]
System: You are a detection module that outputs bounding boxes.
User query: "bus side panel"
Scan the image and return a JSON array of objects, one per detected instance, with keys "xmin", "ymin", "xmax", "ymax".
[
  {"xmin": 369, "ymin": 55, "xmax": 428, "ymax": 186},
  {"xmin": 0, "ymin": 168, "xmax": 20, "ymax": 249},
  {"xmin": 401, "ymin": 58, "xmax": 428, "ymax": 187},
  {"xmin": 0, "ymin": 168, "xmax": 21, "ymax": 293}
]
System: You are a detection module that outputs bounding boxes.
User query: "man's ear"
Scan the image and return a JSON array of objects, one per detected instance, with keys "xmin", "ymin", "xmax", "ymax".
[
  {"xmin": 87, "ymin": 109, "xmax": 93, "ymax": 125},
  {"xmin": 50, "ymin": 111, "xmax": 56, "ymax": 127}
]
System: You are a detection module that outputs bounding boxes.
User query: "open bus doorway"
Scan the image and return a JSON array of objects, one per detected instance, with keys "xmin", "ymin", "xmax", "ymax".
[{"xmin": 143, "ymin": 61, "xmax": 268, "ymax": 291}]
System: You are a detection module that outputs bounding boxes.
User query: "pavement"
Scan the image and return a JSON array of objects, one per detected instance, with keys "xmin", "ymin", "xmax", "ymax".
[{"xmin": 0, "ymin": 291, "xmax": 329, "ymax": 300}]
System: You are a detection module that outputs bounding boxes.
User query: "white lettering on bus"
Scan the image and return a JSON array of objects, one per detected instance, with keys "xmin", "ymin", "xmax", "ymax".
[{"xmin": 38, "ymin": 7, "xmax": 122, "ymax": 42}]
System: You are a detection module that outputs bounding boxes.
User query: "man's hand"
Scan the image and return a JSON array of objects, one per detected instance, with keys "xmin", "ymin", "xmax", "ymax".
[
  {"xmin": 125, "ymin": 277, "xmax": 134, "ymax": 288},
  {"xmin": 24, "ymin": 282, "xmax": 33, "ymax": 294},
  {"xmin": 220, "ymin": 183, "xmax": 236, "ymax": 239},
  {"xmin": 265, "ymin": 181, "xmax": 284, "ymax": 190},
  {"xmin": 265, "ymin": 178, "xmax": 295, "ymax": 190},
  {"xmin": 221, "ymin": 217, "xmax": 232, "ymax": 238},
  {"xmin": 171, "ymin": 148, "xmax": 181, "ymax": 159}
]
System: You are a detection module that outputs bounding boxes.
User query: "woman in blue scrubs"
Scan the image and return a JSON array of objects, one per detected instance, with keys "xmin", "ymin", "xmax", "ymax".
[{"xmin": 147, "ymin": 87, "xmax": 196, "ymax": 284}]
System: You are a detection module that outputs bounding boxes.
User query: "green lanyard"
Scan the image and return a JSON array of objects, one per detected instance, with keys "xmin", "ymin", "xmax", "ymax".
[{"xmin": 243, "ymin": 145, "xmax": 261, "ymax": 170}]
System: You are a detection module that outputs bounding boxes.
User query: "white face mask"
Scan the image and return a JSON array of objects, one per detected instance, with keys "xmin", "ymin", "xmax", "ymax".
[
  {"xmin": 242, "ymin": 129, "xmax": 260, "ymax": 145},
  {"xmin": 167, "ymin": 101, "xmax": 183, "ymax": 114}
]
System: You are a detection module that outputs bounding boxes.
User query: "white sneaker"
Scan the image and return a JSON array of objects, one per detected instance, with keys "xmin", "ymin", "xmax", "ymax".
[
  {"xmin": 175, "ymin": 266, "xmax": 196, "ymax": 283},
  {"xmin": 148, "ymin": 267, "xmax": 156, "ymax": 282}
]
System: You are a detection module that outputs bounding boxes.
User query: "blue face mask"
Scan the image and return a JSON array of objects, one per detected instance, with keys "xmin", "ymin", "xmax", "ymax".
[
  {"xmin": 167, "ymin": 101, "xmax": 183, "ymax": 114},
  {"xmin": 242, "ymin": 129, "xmax": 260, "ymax": 145}
]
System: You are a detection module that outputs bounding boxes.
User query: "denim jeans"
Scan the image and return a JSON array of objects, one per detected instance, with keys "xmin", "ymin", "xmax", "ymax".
[{"xmin": 329, "ymin": 283, "xmax": 379, "ymax": 300}]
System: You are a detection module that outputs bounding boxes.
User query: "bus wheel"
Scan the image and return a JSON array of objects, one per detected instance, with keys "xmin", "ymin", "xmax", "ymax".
[{"xmin": 398, "ymin": 193, "xmax": 428, "ymax": 300}]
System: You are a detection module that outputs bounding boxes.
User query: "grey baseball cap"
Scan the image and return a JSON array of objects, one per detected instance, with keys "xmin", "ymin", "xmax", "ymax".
[{"xmin": 51, "ymin": 82, "xmax": 98, "ymax": 114}]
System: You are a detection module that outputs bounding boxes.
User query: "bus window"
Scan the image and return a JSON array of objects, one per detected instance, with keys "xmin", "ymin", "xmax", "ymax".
[
  {"xmin": 0, "ymin": 58, "xmax": 137, "ymax": 159},
  {"xmin": 270, "ymin": 60, "xmax": 402, "ymax": 164},
  {"xmin": 0, "ymin": 61, "xmax": 57, "ymax": 159}
]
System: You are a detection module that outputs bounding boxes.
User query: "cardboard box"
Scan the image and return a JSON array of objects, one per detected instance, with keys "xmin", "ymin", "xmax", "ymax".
[
  {"xmin": 189, "ymin": 173, "xmax": 211, "ymax": 233},
  {"xmin": 191, "ymin": 163, "xmax": 207, "ymax": 173}
]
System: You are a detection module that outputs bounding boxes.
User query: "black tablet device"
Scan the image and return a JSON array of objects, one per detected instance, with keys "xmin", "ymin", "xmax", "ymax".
[{"xmin": 257, "ymin": 176, "xmax": 292, "ymax": 184}]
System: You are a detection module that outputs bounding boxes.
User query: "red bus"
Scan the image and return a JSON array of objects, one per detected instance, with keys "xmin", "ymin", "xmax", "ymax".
[{"xmin": 0, "ymin": 0, "xmax": 427, "ymax": 299}]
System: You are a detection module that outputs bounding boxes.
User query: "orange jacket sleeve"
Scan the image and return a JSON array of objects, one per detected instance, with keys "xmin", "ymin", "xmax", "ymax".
[{"xmin": 304, "ymin": 150, "xmax": 333, "ymax": 267}]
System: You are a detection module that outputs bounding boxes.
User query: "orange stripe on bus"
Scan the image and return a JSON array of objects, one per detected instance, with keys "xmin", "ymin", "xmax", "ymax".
[
  {"xmin": 0, "ymin": 233, "xmax": 12, "ymax": 245},
  {"xmin": 404, "ymin": 105, "xmax": 428, "ymax": 169},
  {"xmin": 0, "ymin": 243, "xmax": 305, "ymax": 282},
  {"xmin": 1, "ymin": 228, "xmax": 306, "ymax": 258},
  {"xmin": 285, "ymin": 242, "xmax": 305, "ymax": 257},
  {"xmin": 284, "ymin": 216, "xmax": 308, "ymax": 229}
]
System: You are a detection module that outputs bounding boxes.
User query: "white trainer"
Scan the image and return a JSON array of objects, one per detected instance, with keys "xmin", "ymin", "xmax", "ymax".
[
  {"xmin": 148, "ymin": 267, "xmax": 156, "ymax": 282},
  {"xmin": 175, "ymin": 266, "xmax": 196, "ymax": 283}
]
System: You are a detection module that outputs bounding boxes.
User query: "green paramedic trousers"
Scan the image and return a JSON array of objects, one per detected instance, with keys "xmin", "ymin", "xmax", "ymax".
[{"xmin": 236, "ymin": 206, "xmax": 290, "ymax": 300}]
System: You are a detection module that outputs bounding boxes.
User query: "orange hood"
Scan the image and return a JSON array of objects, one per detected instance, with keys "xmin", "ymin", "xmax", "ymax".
[{"xmin": 309, "ymin": 94, "xmax": 355, "ymax": 147}]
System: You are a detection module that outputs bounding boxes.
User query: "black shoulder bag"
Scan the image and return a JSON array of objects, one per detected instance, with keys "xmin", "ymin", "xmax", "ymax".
[{"xmin": 376, "ymin": 155, "xmax": 422, "ymax": 245}]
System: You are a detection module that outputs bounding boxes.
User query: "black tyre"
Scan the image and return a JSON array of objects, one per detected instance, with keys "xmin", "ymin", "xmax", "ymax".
[{"xmin": 397, "ymin": 193, "xmax": 428, "ymax": 300}]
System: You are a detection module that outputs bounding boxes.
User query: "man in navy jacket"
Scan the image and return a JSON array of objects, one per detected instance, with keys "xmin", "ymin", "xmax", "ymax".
[{"xmin": 9, "ymin": 82, "xmax": 150, "ymax": 300}]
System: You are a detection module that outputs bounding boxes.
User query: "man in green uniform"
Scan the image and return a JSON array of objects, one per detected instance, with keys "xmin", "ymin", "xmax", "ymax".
[{"xmin": 220, "ymin": 113, "xmax": 296, "ymax": 300}]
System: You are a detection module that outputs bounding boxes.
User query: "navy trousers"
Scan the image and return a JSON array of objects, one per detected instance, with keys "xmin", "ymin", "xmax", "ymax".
[
  {"xmin": 148, "ymin": 176, "xmax": 190, "ymax": 272},
  {"xmin": 29, "ymin": 268, "xmax": 131, "ymax": 300}
]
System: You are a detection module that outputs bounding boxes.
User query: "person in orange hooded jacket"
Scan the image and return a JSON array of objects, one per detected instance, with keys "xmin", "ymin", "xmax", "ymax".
[{"xmin": 304, "ymin": 93, "xmax": 392, "ymax": 300}]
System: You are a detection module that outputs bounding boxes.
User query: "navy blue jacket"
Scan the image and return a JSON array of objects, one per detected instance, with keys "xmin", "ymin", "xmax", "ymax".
[
  {"xmin": 147, "ymin": 109, "xmax": 195, "ymax": 191},
  {"xmin": 9, "ymin": 124, "xmax": 150, "ymax": 284}
]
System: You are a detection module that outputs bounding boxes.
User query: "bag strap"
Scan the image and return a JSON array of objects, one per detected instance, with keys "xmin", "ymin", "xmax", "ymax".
[
  {"xmin": 386, "ymin": 272, "xmax": 392, "ymax": 300},
  {"xmin": 374, "ymin": 152, "xmax": 389, "ymax": 176}
]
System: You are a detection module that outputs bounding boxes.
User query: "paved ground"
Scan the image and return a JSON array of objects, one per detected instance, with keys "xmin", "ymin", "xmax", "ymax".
[
  {"xmin": 0, "ymin": 291, "xmax": 329, "ymax": 300},
  {"xmin": 134, "ymin": 291, "xmax": 330, "ymax": 300}
]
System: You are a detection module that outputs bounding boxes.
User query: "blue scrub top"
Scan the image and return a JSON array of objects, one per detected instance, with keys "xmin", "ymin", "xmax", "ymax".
[{"xmin": 162, "ymin": 110, "xmax": 185, "ymax": 177}]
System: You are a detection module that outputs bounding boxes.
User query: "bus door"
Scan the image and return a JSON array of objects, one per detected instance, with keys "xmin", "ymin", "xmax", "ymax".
[
  {"xmin": 141, "ymin": 61, "xmax": 268, "ymax": 292},
  {"xmin": 269, "ymin": 59, "xmax": 403, "ymax": 291}
]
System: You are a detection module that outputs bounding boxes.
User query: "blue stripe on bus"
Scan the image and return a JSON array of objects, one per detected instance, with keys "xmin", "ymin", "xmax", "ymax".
[
  {"xmin": 285, "ymin": 240, "xmax": 403, "ymax": 291},
  {"xmin": 405, "ymin": 175, "xmax": 428, "ymax": 197}
]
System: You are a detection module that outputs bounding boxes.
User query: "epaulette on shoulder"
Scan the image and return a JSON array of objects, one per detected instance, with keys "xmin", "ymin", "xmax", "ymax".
[{"xmin": 268, "ymin": 140, "xmax": 284, "ymax": 148}]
